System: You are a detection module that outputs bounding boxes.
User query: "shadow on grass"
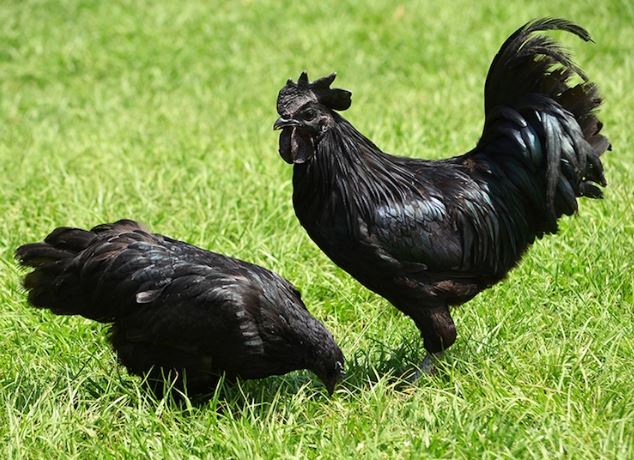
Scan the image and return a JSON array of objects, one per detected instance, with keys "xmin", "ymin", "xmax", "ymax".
[
  {"xmin": 151, "ymin": 334, "xmax": 435, "ymax": 408},
  {"xmin": 145, "ymin": 333, "xmax": 459, "ymax": 411},
  {"xmin": 4, "ymin": 332, "xmax": 480, "ymax": 418}
]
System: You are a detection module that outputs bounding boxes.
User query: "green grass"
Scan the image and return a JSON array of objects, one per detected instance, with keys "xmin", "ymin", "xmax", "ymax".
[{"xmin": 1, "ymin": 0, "xmax": 633, "ymax": 458}]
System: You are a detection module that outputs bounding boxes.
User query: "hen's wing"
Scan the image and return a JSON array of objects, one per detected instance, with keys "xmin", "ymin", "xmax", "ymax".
[
  {"xmin": 99, "ymin": 227, "xmax": 318, "ymax": 383},
  {"xmin": 78, "ymin": 226, "xmax": 304, "ymax": 373}
]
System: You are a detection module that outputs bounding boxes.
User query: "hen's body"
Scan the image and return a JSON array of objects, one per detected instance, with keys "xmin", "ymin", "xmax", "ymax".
[
  {"xmin": 278, "ymin": 19, "xmax": 609, "ymax": 359},
  {"xmin": 16, "ymin": 220, "xmax": 343, "ymax": 394}
]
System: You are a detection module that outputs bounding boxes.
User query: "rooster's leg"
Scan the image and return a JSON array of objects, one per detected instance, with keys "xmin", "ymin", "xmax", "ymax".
[
  {"xmin": 407, "ymin": 304, "xmax": 455, "ymax": 380},
  {"xmin": 406, "ymin": 352, "xmax": 443, "ymax": 382},
  {"xmin": 420, "ymin": 352, "xmax": 443, "ymax": 375}
]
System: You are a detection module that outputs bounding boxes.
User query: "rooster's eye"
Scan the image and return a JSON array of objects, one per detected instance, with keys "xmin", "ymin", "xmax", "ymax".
[{"xmin": 304, "ymin": 109, "xmax": 317, "ymax": 121}]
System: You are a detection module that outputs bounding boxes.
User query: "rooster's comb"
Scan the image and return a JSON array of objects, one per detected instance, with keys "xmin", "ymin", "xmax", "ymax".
[{"xmin": 277, "ymin": 72, "xmax": 352, "ymax": 116}]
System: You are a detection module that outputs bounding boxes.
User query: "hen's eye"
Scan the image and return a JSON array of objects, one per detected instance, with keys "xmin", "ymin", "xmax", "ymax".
[{"xmin": 304, "ymin": 109, "xmax": 317, "ymax": 120}]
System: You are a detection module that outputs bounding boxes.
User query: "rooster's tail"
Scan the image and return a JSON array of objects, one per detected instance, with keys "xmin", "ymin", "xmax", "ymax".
[{"xmin": 478, "ymin": 18, "xmax": 609, "ymax": 233}]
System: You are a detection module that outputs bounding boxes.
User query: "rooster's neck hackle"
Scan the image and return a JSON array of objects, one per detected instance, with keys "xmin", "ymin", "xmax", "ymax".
[{"xmin": 293, "ymin": 115, "xmax": 422, "ymax": 222}]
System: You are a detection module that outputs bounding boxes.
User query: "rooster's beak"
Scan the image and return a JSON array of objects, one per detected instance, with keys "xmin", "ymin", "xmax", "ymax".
[{"xmin": 274, "ymin": 117, "xmax": 300, "ymax": 130}]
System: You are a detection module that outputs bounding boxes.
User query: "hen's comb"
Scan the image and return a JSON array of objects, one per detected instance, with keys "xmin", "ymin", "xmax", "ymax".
[{"xmin": 277, "ymin": 72, "xmax": 352, "ymax": 116}]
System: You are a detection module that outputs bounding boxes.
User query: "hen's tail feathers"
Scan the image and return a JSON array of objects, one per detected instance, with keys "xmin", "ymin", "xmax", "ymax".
[
  {"xmin": 480, "ymin": 18, "xmax": 609, "ymax": 232},
  {"xmin": 16, "ymin": 220, "xmax": 147, "ymax": 320},
  {"xmin": 16, "ymin": 220, "xmax": 148, "ymax": 320},
  {"xmin": 16, "ymin": 227, "xmax": 96, "ymax": 317}
]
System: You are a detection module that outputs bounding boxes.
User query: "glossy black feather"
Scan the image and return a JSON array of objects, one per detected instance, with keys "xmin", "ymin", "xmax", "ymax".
[
  {"xmin": 16, "ymin": 220, "xmax": 344, "ymax": 395},
  {"xmin": 277, "ymin": 18, "xmax": 609, "ymax": 356}
]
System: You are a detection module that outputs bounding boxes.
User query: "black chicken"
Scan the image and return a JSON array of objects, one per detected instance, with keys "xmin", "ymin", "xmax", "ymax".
[
  {"xmin": 16, "ymin": 220, "xmax": 344, "ymax": 395},
  {"xmin": 274, "ymin": 19, "xmax": 609, "ymax": 374}
]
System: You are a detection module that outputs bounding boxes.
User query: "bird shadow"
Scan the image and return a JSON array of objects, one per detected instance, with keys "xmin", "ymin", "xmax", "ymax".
[
  {"xmin": 337, "ymin": 335, "xmax": 441, "ymax": 391},
  {"xmin": 169, "ymin": 335, "xmax": 456, "ymax": 412},
  {"xmin": 44, "ymin": 333, "xmax": 467, "ymax": 417}
]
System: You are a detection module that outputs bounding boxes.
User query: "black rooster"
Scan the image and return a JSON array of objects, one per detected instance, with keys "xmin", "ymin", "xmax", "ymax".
[
  {"xmin": 16, "ymin": 220, "xmax": 344, "ymax": 395},
  {"xmin": 274, "ymin": 19, "xmax": 608, "ymax": 374}
]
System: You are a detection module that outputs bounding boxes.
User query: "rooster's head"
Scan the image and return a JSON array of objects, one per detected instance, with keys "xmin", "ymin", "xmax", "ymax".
[{"xmin": 274, "ymin": 72, "xmax": 351, "ymax": 164}]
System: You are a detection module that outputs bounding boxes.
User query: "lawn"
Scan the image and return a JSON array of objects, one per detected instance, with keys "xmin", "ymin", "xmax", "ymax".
[{"xmin": 1, "ymin": 0, "xmax": 633, "ymax": 458}]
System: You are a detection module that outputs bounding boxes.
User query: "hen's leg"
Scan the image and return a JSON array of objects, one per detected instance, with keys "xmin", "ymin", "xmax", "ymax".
[{"xmin": 409, "ymin": 304, "xmax": 456, "ymax": 380}]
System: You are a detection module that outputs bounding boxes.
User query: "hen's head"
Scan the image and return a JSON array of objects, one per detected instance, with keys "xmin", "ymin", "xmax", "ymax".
[
  {"xmin": 274, "ymin": 72, "xmax": 351, "ymax": 164},
  {"xmin": 309, "ymin": 336, "xmax": 345, "ymax": 396}
]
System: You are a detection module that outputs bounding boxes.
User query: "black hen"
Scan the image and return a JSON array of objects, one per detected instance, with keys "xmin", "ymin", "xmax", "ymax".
[
  {"xmin": 16, "ymin": 220, "xmax": 344, "ymax": 395},
  {"xmin": 274, "ymin": 19, "xmax": 609, "ymax": 372}
]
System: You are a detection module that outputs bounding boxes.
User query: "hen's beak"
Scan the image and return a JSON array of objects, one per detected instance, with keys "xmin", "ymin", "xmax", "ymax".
[
  {"xmin": 323, "ymin": 377, "xmax": 337, "ymax": 396},
  {"xmin": 319, "ymin": 369, "xmax": 345, "ymax": 397},
  {"xmin": 274, "ymin": 117, "xmax": 300, "ymax": 130}
]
